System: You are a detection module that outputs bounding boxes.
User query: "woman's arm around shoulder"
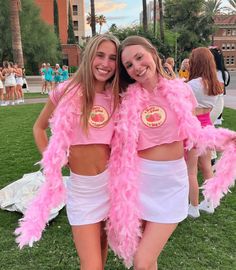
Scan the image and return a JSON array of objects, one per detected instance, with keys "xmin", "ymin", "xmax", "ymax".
[{"xmin": 33, "ymin": 99, "xmax": 56, "ymax": 154}]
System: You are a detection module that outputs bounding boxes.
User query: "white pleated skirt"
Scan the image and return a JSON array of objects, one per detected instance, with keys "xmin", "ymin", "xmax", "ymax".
[
  {"xmin": 66, "ymin": 169, "xmax": 109, "ymax": 226},
  {"xmin": 139, "ymin": 157, "xmax": 189, "ymax": 223}
]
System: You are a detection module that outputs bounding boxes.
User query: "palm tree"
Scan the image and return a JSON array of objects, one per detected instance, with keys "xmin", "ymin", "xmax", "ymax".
[
  {"xmin": 203, "ymin": 0, "xmax": 223, "ymax": 16},
  {"xmin": 97, "ymin": 15, "xmax": 107, "ymax": 34},
  {"xmin": 153, "ymin": 0, "xmax": 157, "ymax": 35},
  {"xmin": 203, "ymin": 0, "xmax": 223, "ymax": 45},
  {"xmin": 228, "ymin": 0, "xmax": 236, "ymax": 10},
  {"xmin": 142, "ymin": 0, "xmax": 148, "ymax": 32},
  {"xmin": 9, "ymin": 0, "xmax": 24, "ymax": 67},
  {"xmin": 158, "ymin": 0, "xmax": 164, "ymax": 42},
  {"xmin": 90, "ymin": 0, "xmax": 96, "ymax": 36}
]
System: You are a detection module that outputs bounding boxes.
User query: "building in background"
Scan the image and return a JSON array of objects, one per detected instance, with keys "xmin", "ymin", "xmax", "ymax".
[
  {"xmin": 213, "ymin": 14, "xmax": 236, "ymax": 70},
  {"xmin": 35, "ymin": 0, "xmax": 85, "ymax": 67}
]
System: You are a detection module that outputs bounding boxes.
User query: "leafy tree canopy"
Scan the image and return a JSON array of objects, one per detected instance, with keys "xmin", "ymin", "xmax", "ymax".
[
  {"xmin": 0, "ymin": 0, "xmax": 61, "ymax": 74},
  {"xmin": 108, "ymin": 25, "xmax": 172, "ymax": 58}
]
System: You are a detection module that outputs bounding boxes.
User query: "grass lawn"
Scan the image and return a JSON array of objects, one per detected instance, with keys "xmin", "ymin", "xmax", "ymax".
[
  {"xmin": 0, "ymin": 104, "xmax": 235, "ymax": 270},
  {"xmin": 23, "ymin": 93, "xmax": 48, "ymax": 99}
]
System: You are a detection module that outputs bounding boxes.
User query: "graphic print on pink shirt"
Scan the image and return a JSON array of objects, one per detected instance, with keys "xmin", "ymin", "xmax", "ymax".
[
  {"xmin": 141, "ymin": 106, "xmax": 166, "ymax": 128},
  {"xmin": 89, "ymin": 105, "xmax": 109, "ymax": 128}
]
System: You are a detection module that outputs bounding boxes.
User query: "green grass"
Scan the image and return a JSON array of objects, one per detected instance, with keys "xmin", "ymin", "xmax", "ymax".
[
  {"xmin": 0, "ymin": 105, "xmax": 235, "ymax": 270},
  {"xmin": 23, "ymin": 93, "xmax": 48, "ymax": 99}
]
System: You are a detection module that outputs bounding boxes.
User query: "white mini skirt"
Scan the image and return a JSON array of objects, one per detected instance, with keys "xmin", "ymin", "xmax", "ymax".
[
  {"xmin": 139, "ymin": 157, "xmax": 189, "ymax": 223},
  {"xmin": 66, "ymin": 169, "xmax": 109, "ymax": 226}
]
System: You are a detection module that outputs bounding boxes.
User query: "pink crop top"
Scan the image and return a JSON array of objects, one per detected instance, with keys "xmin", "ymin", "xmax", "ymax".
[
  {"xmin": 49, "ymin": 83, "xmax": 116, "ymax": 146},
  {"xmin": 137, "ymin": 85, "xmax": 197, "ymax": 151}
]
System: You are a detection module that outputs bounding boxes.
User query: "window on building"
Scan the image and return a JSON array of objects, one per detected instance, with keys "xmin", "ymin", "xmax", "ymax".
[
  {"xmin": 227, "ymin": 43, "xmax": 230, "ymax": 50},
  {"xmin": 73, "ymin": 21, "xmax": 78, "ymax": 31},
  {"xmin": 222, "ymin": 29, "xmax": 226, "ymax": 36},
  {"xmin": 231, "ymin": 56, "xmax": 235, "ymax": 65},
  {"xmin": 227, "ymin": 29, "xmax": 231, "ymax": 36},
  {"xmin": 222, "ymin": 44, "xmax": 226, "ymax": 50},
  {"xmin": 232, "ymin": 43, "xmax": 235, "ymax": 50},
  {"xmin": 73, "ymin": 5, "xmax": 78, "ymax": 16},
  {"xmin": 225, "ymin": 56, "xmax": 230, "ymax": 65},
  {"xmin": 75, "ymin": 36, "xmax": 79, "ymax": 43},
  {"xmin": 232, "ymin": 29, "xmax": 236, "ymax": 36},
  {"xmin": 63, "ymin": 54, "xmax": 69, "ymax": 66}
]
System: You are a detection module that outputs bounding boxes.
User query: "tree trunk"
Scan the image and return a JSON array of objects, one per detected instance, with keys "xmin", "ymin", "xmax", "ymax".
[
  {"xmin": 90, "ymin": 0, "xmax": 96, "ymax": 36},
  {"xmin": 9, "ymin": 0, "xmax": 24, "ymax": 67},
  {"xmin": 153, "ymin": 0, "xmax": 157, "ymax": 35},
  {"xmin": 142, "ymin": 0, "xmax": 148, "ymax": 32},
  {"xmin": 158, "ymin": 0, "xmax": 164, "ymax": 43}
]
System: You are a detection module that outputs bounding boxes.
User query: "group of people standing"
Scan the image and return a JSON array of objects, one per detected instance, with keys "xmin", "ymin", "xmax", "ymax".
[
  {"xmin": 0, "ymin": 61, "xmax": 28, "ymax": 106},
  {"xmin": 40, "ymin": 63, "xmax": 69, "ymax": 94},
  {"xmin": 15, "ymin": 34, "xmax": 235, "ymax": 270}
]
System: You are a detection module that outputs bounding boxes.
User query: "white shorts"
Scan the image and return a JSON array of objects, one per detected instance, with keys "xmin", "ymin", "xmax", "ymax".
[
  {"xmin": 0, "ymin": 80, "xmax": 3, "ymax": 89},
  {"xmin": 66, "ymin": 169, "xmax": 109, "ymax": 226},
  {"xmin": 139, "ymin": 157, "xmax": 189, "ymax": 223},
  {"xmin": 16, "ymin": 77, "xmax": 24, "ymax": 86}
]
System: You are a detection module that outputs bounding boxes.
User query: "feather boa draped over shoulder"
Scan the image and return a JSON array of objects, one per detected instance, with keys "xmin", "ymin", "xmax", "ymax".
[
  {"xmin": 14, "ymin": 82, "xmax": 81, "ymax": 248},
  {"xmin": 107, "ymin": 77, "xmax": 236, "ymax": 267}
]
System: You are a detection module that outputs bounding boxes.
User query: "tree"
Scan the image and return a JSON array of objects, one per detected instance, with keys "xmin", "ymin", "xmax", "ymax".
[
  {"xmin": 142, "ymin": 0, "xmax": 148, "ymax": 32},
  {"xmin": 153, "ymin": 0, "xmax": 157, "ymax": 35},
  {"xmin": 9, "ymin": 0, "xmax": 24, "ymax": 67},
  {"xmin": 203, "ymin": 0, "xmax": 223, "ymax": 44},
  {"xmin": 164, "ymin": 0, "xmax": 215, "ymax": 61},
  {"xmin": 158, "ymin": 0, "xmax": 165, "ymax": 42},
  {"xmin": 0, "ymin": 0, "xmax": 61, "ymax": 74},
  {"xmin": 67, "ymin": 4, "xmax": 76, "ymax": 44},
  {"xmin": 97, "ymin": 15, "xmax": 106, "ymax": 34},
  {"xmin": 109, "ymin": 24, "xmax": 171, "ymax": 57},
  {"xmin": 228, "ymin": 0, "xmax": 236, "ymax": 11},
  {"xmin": 90, "ymin": 0, "xmax": 96, "ymax": 36},
  {"xmin": 54, "ymin": 0, "xmax": 60, "ymax": 39}
]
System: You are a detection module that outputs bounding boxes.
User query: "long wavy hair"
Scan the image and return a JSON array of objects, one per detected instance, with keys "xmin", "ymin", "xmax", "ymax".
[
  {"xmin": 118, "ymin": 35, "xmax": 170, "ymax": 91},
  {"xmin": 61, "ymin": 34, "xmax": 120, "ymax": 130},
  {"xmin": 189, "ymin": 47, "xmax": 223, "ymax": 96},
  {"xmin": 209, "ymin": 47, "xmax": 229, "ymax": 87}
]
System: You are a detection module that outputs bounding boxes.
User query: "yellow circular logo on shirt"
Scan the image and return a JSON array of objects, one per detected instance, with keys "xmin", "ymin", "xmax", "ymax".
[
  {"xmin": 89, "ymin": 105, "xmax": 109, "ymax": 128},
  {"xmin": 141, "ymin": 106, "xmax": 166, "ymax": 128}
]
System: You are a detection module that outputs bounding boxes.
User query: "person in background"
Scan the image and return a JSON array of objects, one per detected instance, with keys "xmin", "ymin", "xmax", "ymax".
[
  {"xmin": 14, "ymin": 63, "xmax": 24, "ymax": 104},
  {"xmin": 40, "ymin": 63, "xmax": 47, "ymax": 94},
  {"xmin": 163, "ymin": 57, "xmax": 176, "ymax": 78},
  {"xmin": 0, "ymin": 68, "xmax": 5, "ymax": 106},
  {"xmin": 178, "ymin": 58, "xmax": 189, "ymax": 81},
  {"xmin": 187, "ymin": 47, "xmax": 223, "ymax": 218},
  {"xmin": 44, "ymin": 63, "xmax": 53, "ymax": 93},
  {"xmin": 2, "ymin": 61, "xmax": 16, "ymax": 105},
  {"xmin": 15, "ymin": 34, "xmax": 120, "ymax": 270},
  {"xmin": 209, "ymin": 47, "xmax": 230, "ymax": 126},
  {"xmin": 53, "ymin": 63, "xmax": 63, "ymax": 87},
  {"xmin": 62, "ymin": 65, "xmax": 69, "ymax": 82},
  {"xmin": 22, "ymin": 68, "xmax": 29, "ymax": 92}
]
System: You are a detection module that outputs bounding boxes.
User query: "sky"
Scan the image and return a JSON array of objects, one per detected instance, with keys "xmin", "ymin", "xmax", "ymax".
[{"xmin": 85, "ymin": 0, "xmax": 232, "ymax": 36}]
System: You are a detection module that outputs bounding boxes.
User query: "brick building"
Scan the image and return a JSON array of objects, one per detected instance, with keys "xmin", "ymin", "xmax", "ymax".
[
  {"xmin": 35, "ymin": 0, "xmax": 85, "ymax": 67},
  {"xmin": 213, "ymin": 14, "xmax": 236, "ymax": 70}
]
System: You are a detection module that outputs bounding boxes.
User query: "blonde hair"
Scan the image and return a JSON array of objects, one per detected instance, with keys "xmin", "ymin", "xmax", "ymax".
[
  {"xmin": 119, "ymin": 35, "xmax": 169, "ymax": 91},
  {"xmin": 64, "ymin": 34, "xmax": 120, "ymax": 130},
  {"xmin": 189, "ymin": 47, "xmax": 222, "ymax": 96}
]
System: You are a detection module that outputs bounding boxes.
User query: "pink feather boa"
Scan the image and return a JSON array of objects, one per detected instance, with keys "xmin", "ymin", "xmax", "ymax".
[
  {"xmin": 107, "ymin": 77, "xmax": 236, "ymax": 267},
  {"xmin": 14, "ymin": 83, "xmax": 81, "ymax": 248}
]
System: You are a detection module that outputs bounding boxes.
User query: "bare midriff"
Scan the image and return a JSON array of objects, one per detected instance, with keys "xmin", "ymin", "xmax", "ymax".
[
  {"xmin": 195, "ymin": 107, "xmax": 212, "ymax": 115},
  {"xmin": 138, "ymin": 141, "xmax": 184, "ymax": 161},
  {"xmin": 68, "ymin": 144, "xmax": 110, "ymax": 176}
]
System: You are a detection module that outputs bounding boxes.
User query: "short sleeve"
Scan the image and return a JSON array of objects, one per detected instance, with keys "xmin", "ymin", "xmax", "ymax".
[
  {"xmin": 49, "ymin": 82, "xmax": 67, "ymax": 106},
  {"xmin": 185, "ymin": 83, "xmax": 198, "ymax": 109}
]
